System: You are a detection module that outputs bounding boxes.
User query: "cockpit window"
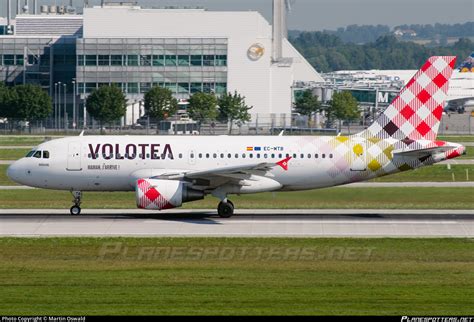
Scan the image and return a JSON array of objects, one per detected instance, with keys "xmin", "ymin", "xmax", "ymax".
[
  {"xmin": 26, "ymin": 150, "xmax": 36, "ymax": 158},
  {"xmin": 43, "ymin": 151, "xmax": 49, "ymax": 159},
  {"xmin": 33, "ymin": 151, "xmax": 41, "ymax": 158}
]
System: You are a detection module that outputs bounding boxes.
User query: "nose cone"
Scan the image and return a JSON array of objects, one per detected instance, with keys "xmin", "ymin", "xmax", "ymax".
[{"xmin": 7, "ymin": 162, "xmax": 19, "ymax": 183}]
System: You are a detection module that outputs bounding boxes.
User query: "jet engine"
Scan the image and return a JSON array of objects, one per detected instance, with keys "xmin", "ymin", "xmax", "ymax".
[{"xmin": 136, "ymin": 178, "xmax": 204, "ymax": 210}]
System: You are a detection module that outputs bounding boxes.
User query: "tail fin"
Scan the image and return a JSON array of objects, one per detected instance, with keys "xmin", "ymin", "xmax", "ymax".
[{"xmin": 358, "ymin": 56, "xmax": 456, "ymax": 141}]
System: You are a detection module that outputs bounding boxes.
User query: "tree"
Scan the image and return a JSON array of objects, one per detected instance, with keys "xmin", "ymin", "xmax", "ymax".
[
  {"xmin": 217, "ymin": 91, "xmax": 252, "ymax": 134},
  {"xmin": 187, "ymin": 92, "xmax": 218, "ymax": 123},
  {"xmin": 13, "ymin": 84, "xmax": 52, "ymax": 133},
  {"xmin": 294, "ymin": 90, "xmax": 321, "ymax": 119},
  {"xmin": 0, "ymin": 83, "xmax": 17, "ymax": 119},
  {"xmin": 86, "ymin": 84, "xmax": 127, "ymax": 133},
  {"xmin": 144, "ymin": 86, "xmax": 178, "ymax": 132},
  {"xmin": 328, "ymin": 91, "xmax": 360, "ymax": 133}
]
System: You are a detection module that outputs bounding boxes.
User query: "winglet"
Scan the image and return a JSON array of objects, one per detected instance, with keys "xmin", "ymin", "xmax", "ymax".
[
  {"xmin": 79, "ymin": 130, "xmax": 84, "ymax": 137},
  {"xmin": 276, "ymin": 156, "xmax": 292, "ymax": 171}
]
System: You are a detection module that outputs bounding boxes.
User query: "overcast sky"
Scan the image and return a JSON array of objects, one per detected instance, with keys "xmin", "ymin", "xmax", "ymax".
[{"xmin": 2, "ymin": 0, "xmax": 473, "ymax": 30}]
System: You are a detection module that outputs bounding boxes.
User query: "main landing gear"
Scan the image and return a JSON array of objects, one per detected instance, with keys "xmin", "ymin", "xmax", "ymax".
[
  {"xmin": 217, "ymin": 199, "xmax": 234, "ymax": 218},
  {"xmin": 70, "ymin": 191, "xmax": 82, "ymax": 215}
]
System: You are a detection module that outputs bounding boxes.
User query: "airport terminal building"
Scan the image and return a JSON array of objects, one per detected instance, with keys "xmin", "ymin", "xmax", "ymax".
[{"xmin": 0, "ymin": 1, "xmax": 324, "ymax": 128}]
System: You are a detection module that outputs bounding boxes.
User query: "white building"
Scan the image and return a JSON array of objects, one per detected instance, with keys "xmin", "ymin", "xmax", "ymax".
[
  {"xmin": 0, "ymin": 0, "xmax": 323, "ymax": 129},
  {"xmin": 81, "ymin": 3, "xmax": 324, "ymax": 125}
]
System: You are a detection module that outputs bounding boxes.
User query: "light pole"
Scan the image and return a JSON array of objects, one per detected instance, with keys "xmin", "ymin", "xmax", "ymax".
[
  {"xmin": 63, "ymin": 83, "xmax": 67, "ymax": 131},
  {"xmin": 54, "ymin": 83, "xmax": 58, "ymax": 129},
  {"xmin": 57, "ymin": 82, "xmax": 61, "ymax": 129},
  {"xmin": 72, "ymin": 80, "xmax": 76, "ymax": 130}
]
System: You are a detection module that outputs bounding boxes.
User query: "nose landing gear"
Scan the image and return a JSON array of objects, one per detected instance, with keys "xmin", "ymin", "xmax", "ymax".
[{"xmin": 70, "ymin": 191, "xmax": 82, "ymax": 215}]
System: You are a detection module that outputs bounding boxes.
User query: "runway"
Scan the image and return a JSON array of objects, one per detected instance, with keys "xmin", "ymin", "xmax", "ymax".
[{"xmin": 0, "ymin": 209, "xmax": 473, "ymax": 237}]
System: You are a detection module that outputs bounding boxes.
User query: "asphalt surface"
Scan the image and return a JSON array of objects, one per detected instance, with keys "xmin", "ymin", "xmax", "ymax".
[{"xmin": 1, "ymin": 209, "xmax": 472, "ymax": 237}]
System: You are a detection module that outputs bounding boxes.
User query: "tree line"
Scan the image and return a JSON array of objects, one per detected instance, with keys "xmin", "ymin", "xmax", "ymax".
[
  {"xmin": 290, "ymin": 33, "xmax": 473, "ymax": 72},
  {"xmin": 394, "ymin": 22, "xmax": 474, "ymax": 39},
  {"xmin": 293, "ymin": 89, "xmax": 359, "ymax": 132},
  {"xmin": 88, "ymin": 85, "xmax": 251, "ymax": 134},
  {"xmin": 0, "ymin": 83, "xmax": 252, "ymax": 134},
  {"xmin": 0, "ymin": 83, "xmax": 52, "ymax": 132},
  {"xmin": 289, "ymin": 22, "xmax": 473, "ymax": 45}
]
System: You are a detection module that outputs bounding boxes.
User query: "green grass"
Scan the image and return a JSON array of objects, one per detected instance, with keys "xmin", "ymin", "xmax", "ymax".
[
  {"xmin": 0, "ymin": 136, "xmax": 48, "ymax": 146},
  {"xmin": 0, "ymin": 237, "xmax": 472, "ymax": 315},
  {"xmin": 0, "ymin": 165, "xmax": 18, "ymax": 186},
  {"xmin": 0, "ymin": 187, "xmax": 473, "ymax": 209},
  {"xmin": 372, "ymin": 164, "xmax": 474, "ymax": 182},
  {"xmin": 0, "ymin": 148, "xmax": 30, "ymax": 160},
  {"xmin": 460, "ymin": 146, "xmax": 474, "ymax": 159},
  {"xmin": 438, "ymin": 135, "xmax": 474, "ymax": 142}
]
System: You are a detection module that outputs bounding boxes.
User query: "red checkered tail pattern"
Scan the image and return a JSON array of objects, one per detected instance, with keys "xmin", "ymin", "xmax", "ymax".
[{"xmin": 357, "ymin": 56, "xmax": 456, "ymax": 141}]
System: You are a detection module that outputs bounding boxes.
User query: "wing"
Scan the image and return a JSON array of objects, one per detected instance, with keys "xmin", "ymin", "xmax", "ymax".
[{"xmin": 150, "ymin": 156, "xmax": 292, "ymax": 188}]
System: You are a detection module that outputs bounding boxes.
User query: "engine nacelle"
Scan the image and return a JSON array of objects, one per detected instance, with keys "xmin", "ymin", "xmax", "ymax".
[{"xmin": 136, "ymin": 178, "xmax": 204, "ymax": 210}]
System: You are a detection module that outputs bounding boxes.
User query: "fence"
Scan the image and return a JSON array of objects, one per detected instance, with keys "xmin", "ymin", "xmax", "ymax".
[{"xmin": 1, "ymin": 112, "xmax": 473, "ymax": 136}]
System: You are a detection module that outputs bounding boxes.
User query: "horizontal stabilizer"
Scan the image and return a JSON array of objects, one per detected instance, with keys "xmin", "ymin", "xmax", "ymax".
[{"xmin": 393, "ymin": 146, "xmax": 457, "ymax": 158}]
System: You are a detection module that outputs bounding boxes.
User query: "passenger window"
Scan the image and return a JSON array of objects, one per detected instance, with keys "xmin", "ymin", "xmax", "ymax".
[
  {"xmin": 329, "ymin": 154, "xmax": 333, "ymax": 159},
  {"xmin": 199, "ymin": 153, "xmax": 203, "ymax": 158},
  {"xmin": 293, "ymin": 153, "xmax": 297, "ymax": 158},
  {"xmin": 227, "ymin": 153, "xmax": 231, "ymax": 158},
  {"xmin": 213, "ymin": 153, "xmax": 217, "ymax": 158},
  {"xmin": 264, "ymin": 154, "xmax": 268, "ymax": 159},
  {"xmin": 206, "ymin": 153, "xmax": 210, "ymax": 158},
  {"xmin": 315, "ymin": 154, "xmax": 318, "ymax": 158},
  {"xmin": 322, "ymin": 154, "xmax": 326, "ymax": 159},
  {"xmin": 33, "ymin": 151, "xmax": 41, "ymax": 158},
  {"xmin": 242, "ymin": 153, "xmax": 246, "ymax": 158},
  {"xmin": 220, "ymin": 153, "xmax": 224, "ymax": 158},
  {"xmin": 43, "ymin": 151, "xmax": 49, "ymax": 159},
  {"xmin": 179, "ymin": 153, "xmax": 183, "ymax": 159},
  {"xmin": 249, "ymin": 154, "xmax": 253, "ymax": 159},
  {"xmin": 308, "ymin": 154, "xmax": 311, "ymax": 159},
  {"xmin": 235, "ymin": 153, "xmax": 239, "ymax": 159},
  {"xmin": 300, "ymin": 154, "xmax": 304, "ymax": 159}
]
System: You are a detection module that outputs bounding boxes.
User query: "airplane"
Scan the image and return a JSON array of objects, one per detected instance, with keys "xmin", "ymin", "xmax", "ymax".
[{"xmin": 7, "ymin": 56, "xmax": 466, "ymax": 218}]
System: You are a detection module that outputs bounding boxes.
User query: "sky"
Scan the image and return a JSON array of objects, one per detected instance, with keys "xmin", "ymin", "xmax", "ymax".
[{"xmin": 1, "ymin": 0, "xmax": 473, "ymax": 30}]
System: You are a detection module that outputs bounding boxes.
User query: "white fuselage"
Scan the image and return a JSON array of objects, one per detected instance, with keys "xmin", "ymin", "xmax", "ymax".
[{"xmin": 7, "ymin": 135, "xmax": 464, "ymax": 194}]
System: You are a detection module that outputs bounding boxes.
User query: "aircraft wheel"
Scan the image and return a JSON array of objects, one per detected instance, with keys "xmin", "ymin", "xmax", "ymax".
[
  {"xmin": 217, "ymin": 201, "xmax": 234, "ymax": 218},
  {"xmin": 70, "ymin": 205, "xmax": 81, "ymax": 216}
]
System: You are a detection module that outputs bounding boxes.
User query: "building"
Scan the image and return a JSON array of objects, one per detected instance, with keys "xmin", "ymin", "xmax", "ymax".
[{"xmin": 0, "ymin": 0, "xmax": 323, "ymax": 129}]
